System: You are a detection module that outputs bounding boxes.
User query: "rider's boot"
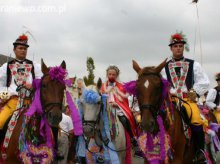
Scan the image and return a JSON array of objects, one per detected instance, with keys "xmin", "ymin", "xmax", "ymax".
[
  {"xmin": 118, "ymin": 115, "xmax": 143, "ymax": 158},
  {"xmin": 196, "ymin": 150, "xmax": 207, "ymax": 164},
  {"xmin": 191, "ymin": 125, "xmax": 207, "ymax": 163},
  {"xmin": 131, "ymin": 138, "xmax": 143, "ymax": 158}
]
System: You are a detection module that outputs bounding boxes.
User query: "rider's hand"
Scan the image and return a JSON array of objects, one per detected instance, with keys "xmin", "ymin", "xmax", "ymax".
[
  {"xmin": 216, "ymin": 106, "xmax": 220, "ymax": 112},
  {"xmin": 110, "ymin": 102, "xmax": 118, "ymax": 107},
  {"xmin": 0, "ymin": 91, "xmax": 10, "ymax": 102},
  {"xmin": 24, "ymin": 83, "xmax": 33, "ymax": 90}
]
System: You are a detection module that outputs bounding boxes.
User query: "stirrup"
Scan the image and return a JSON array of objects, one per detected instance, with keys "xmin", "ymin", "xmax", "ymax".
[
  {"xmin": 134, "ymin": 150, "xmax": 144, "ymax": 159},
  {"xmin": 193, "ymin": 149, "xmax": 208, "ymax": 164}
]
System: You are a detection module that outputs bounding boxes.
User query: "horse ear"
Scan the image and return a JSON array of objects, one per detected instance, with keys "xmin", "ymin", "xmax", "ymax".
[
  {"xmin": 132, "ymin": 60, "xmax": 141, "ymax": 73},
  {"xmin": 41, "ymin": 59, "xmax": 49, "ymax": 75},
  {"xmin": 97, "ymin": 78, "xmax": 102, "ymax": 90},
  {"xmin": 60, "ymin": 60, "xmax": 66, "ymax": 69},
  {"xmin": 155, "ymin": 58, "xmax": 167, "ymax": 73}
]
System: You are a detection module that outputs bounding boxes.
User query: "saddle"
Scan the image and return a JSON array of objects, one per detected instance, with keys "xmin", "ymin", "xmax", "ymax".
[{"xmin": 172, "ymin": 98, "xmax": 191, "ymax": 126}]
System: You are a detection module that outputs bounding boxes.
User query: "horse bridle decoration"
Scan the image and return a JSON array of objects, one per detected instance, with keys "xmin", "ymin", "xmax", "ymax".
[
  {"xmin": 82, "ymin": 98, "xmax": 103, "ymax": 135},
  {"xmin": 81, "ymin": 92, "xmax": 106, "ymax": 160},
  {"xmin": 138, "ymin": 72, "xmax": 163, "ymax": 118},
  {"xmin": 82, "ymin": 92, "xmax": 132, "ymax": 154}
]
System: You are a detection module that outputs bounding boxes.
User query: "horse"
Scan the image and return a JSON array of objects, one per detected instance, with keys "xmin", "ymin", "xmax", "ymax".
[
  {"xmin": 77, "ymin": 78, "xmax": 144, "ymax": 164},
  {"xmin": 132, "ymin": 59, "xmax": 194, "ymax": 164},
  {"xmin": 1, "ymin": 60, "xmax": 66, "ymax": 163}
]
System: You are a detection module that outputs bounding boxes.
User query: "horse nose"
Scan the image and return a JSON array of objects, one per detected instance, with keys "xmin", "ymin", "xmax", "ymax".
[
  {"xmin": 48, "ymin": 111, "xmax": 62, "ymax": 126},
  {"xmin": 141, "ymin": 119, "xmax": 155, "ymax": 132}
]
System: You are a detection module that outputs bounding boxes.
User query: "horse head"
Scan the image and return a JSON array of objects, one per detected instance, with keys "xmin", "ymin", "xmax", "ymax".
[
  {"xmin": 132, "ymin": 59, "xmax": 167, "ymax": 134},
  {"xmin": 80, "ymin": 78, "xmax": 103, "ymax": 138},
  {"xmin": 40, "ymin": 59, "xmax": 66, "ymax": 127}
]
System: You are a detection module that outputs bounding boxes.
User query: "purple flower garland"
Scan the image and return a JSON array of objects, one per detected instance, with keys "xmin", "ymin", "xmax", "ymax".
[
  {"xmin": 49, "ymin": 66, "xmax": 67, "ymax": 84},
  {"xmin": 65, "ymin": 90, "xmax": 83, "ymax": 136},
  {"xmin": 25, "ymin": 79, "xmax": 54, "ymax": 148},
  {"xmin": 124, "ymin": 78, "xmax": 171, "ymax": 163}
]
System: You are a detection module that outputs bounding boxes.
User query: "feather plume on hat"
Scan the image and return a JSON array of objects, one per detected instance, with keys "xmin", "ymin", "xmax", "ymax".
[{"xmin": 169, "ymin": 31, "xmax": 190, "ymax": 52}]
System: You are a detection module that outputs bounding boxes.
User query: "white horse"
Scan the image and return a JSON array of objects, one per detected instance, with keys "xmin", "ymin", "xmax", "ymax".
[{"xmin": 79, "ymin": 79, "xmax": 144, "ymax": 164}]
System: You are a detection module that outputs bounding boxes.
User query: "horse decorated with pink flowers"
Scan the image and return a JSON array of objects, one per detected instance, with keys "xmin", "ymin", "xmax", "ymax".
[
  {"xmin": 131, "ymin": 59, "xmax": 196, "ymax": 164},
  {"xmin": 0, "ymin": 60, "xmax": 67, "ymax": 163}
]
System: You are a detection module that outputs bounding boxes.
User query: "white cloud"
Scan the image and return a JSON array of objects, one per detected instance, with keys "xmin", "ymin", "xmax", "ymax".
[{"xmin": 0, "ymin": 0, "xmax": 219, "ymax": 88}]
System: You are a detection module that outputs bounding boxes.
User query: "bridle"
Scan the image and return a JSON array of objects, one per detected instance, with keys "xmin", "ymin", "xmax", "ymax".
[
  {"xmin": 81, "ymin": 92, "xmax": 105, "ymax": 157},
  {"xmin": 40, "ymin": 74, "xmax": 64, "ymax": 114},
  {"xmin": 82, "ymin": 92, "xmax": 132, "ymax": 154},
  {"xmin": 82, "ymin": 99, "xmax": 103, "ymax": 134},
  {"xmin": 138, "ymin": 72, "xmax": 163, "ymax": 118}
]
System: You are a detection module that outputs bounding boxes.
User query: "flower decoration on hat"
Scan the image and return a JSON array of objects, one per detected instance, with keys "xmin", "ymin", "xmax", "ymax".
[
  {"xmin": 13, "ymin": 33, "xmax": 29, "ymax": 47},
  {"xmin": 169, "ymin": 31, "xmax": 190, "ymax": 52},
  {"xmin": 19, "ymin": 34, "xmax": 28, "ymax": 41},
  {"xmin": 215, "ymin": 72, "xmax": 220, "ymax": 81}
]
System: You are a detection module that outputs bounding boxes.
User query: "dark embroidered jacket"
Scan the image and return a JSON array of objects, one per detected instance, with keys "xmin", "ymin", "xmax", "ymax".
[
  {"xmin": 165, "ymin": 58, "xmax": 194, "ymax": 90},
  {"xmin": 6, "ymin": 59, "xmax": 35, "ymax": 87},
  {"xmin": 214, "ymin": 87, "xmax": 220, "ymax": 106}
]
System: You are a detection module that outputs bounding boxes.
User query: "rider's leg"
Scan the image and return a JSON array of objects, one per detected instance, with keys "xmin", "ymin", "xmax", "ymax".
[
  {"xmin": 191, "ymin": 124, "xmax": 206, "ymax": 163},
  {"xmin": 118, "ymin": 115, "xmax": 134, "ymax": 138},
  {"xmin": 118, "ymin": 115, "xmax": 143, "ymax": 157},
  {"xmin": 0, "ymin": 98, "xmax": 18, "ymax": 129}
]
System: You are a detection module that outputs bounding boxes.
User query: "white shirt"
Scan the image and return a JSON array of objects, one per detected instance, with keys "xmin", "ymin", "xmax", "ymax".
[
  {"xmin": 206, "ymin": 88, "xmax": 220, "ymax": 109},
  {"xmin": 59, "ymin": 113, "xmax": 74, "ymax": 134},
  {"xmin": 0, "ymin": 60, "xmax": 42, "ymax": 96},
  {"xmin": 161, "ymin": 60, "xmax": 210, "ymax": 96}
]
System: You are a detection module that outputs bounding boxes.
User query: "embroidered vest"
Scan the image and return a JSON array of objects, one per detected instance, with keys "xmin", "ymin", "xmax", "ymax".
[
  {"xmin": 6, "ymin": 59, "xmax": 35, "ymax": 87},
  {"xmin": 214, "ymin": 87, "xmax": 220, "ymax": 106},
  {"xmin": 165, "ymin": 58, "xmax": 194, "ymax": 90}
]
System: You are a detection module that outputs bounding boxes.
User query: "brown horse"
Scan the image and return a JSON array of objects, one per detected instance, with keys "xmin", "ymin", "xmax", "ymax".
[
  {"xmin": 132, "ymin": 59, "xmax": 194, "ymax": 164},
  {"xmin": 1, "ymin": 60, "xmax": 66, "ymax": 163}
]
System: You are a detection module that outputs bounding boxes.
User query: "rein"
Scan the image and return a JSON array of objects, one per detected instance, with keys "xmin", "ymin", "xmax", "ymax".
[
  {"xmin": 82, "ymin": 93, "xmax": 132, "ymax": 153},
  {"xmin": 82, "ymin": 93, "xmax": 104, "ymax": 153}
]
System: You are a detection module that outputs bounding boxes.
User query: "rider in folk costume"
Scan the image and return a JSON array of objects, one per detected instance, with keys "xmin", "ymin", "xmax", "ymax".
[
  {"xmin": 0, "ymin": 34, "xmax": 42, "ymax": 130},
  {"xmin": 162, "ymin": 32, "xmax": 210, "ymax": 162},
  {"xmin": 206, "ymin": 72, "xmax": 220, "ymax": 123},
  {"xmin": 101, "ymin": 65, "xmax": 141, "ymax": 156}
]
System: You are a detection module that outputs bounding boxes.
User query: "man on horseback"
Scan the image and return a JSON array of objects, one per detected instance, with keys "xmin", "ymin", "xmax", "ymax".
[
  {"xmin": 0, "ymin": 34, "xmax": 42, "ymax": 130},
  {"xmin": 101, "ymin": 65, "xmax": 142, "ymax": 157},
  {"xmin": 162, "ymin": 32, "xmax": 210, "ymax": 163},
  {"xmin": 206, "ymin": 72, "xmax": 220, "ymax": 123}
]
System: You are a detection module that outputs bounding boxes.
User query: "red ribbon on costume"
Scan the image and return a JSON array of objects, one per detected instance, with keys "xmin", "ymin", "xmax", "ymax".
[{"xmin": 102, "ymin": 81, "xmax": 137, "ymax": 137}]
